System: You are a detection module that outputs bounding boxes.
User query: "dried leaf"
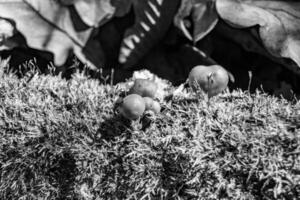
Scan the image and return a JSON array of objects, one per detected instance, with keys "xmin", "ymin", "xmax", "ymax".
[
  {"xmin": 73, "ymin": 0, "xmax": 115, "ymax": 27},
  {"xmin": 216, "ymin": 0, "xmax": 300, "ymax": 70},
  {"xmin": 0, "ymin": 18, "xmax": 17, "ymax": 50},
  {"xmin": 119, "ymin": 0, "xmax": 180, "ymax": 67},
  {"xmin": 0, "ymin": 18, "xmax": 14, "ymax": 40},
  {"xmin": 0, "ymin": 0, "xmax": 117, "ymax": 69},
  {"xmin": 215, "ymin": 21, "xmax": 300, "ymax": 74},
  {"xmin": 174, "ymin": 0, "xmax": 218, "ymax": 43},
  {"xmin": 0, "ymin": 0, "xmax": 88, "ymax": 66},
  {"xmin": 111, "ymin": 0, "xmax": 133, "ymax": 17}
]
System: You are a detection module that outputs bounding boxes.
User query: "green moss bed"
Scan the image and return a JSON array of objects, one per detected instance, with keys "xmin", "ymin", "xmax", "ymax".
[{"xmin": 0, "ymin": 60, "xmax": 299, "ymax": 200}]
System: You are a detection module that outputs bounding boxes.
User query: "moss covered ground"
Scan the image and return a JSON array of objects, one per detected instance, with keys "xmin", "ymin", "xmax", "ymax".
[{"xmin": 0, "ymin": 59, "xmax": 299, "ymax": 199}]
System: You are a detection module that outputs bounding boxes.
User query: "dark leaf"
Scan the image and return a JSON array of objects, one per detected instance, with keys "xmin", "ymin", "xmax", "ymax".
[
  {"xmin": 174, "ymin": 0, "xmax": 218, "ymax": 43},
  {"xmin": 111, "ymin": 0, "xmax": 134, "ymax": 17},
  {"xmin": 118, "ymin": 0, "xmax": 181, "ymax": 68},
  {"xmin": 216, "ymin": 0, "xmax": 300, "ymax": 71}
]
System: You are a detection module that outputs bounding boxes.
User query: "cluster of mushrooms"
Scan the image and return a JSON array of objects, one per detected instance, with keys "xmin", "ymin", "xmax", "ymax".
[
  {"xmin": 116, "ymin": 65, "xmax": 234, "ymax": 120},
  {"xmin": 116, "ymin": 79, "xmax": 161, "ymax": 120}
]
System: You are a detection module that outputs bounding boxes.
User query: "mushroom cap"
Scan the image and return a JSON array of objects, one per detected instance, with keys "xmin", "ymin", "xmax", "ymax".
[
  {"xmin": 189, "ymin": 65, "xmax": 231, "ymax": 97},
  {"xmin": 120, "ymin": 94, "xmax": 146, "ymax": 120},
  {"xmin": 129, "ymin": 79, "xmax": 158, "ymax": 98},
  {"xmin": 143, "ymin": 97, "xmax": 161, "ymax": 113}
]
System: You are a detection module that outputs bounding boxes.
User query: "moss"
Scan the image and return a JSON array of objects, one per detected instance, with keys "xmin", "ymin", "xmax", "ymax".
[{"xmin": 0, "ymin": 59, "xmax": 299, "ymax": 199}]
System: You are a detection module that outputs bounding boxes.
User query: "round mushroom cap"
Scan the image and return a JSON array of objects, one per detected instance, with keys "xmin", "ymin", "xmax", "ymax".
[
  {"xmin": 189, "ymin": 65, "xmax": 230, "ymax": 97},
  {"xmin": 143, "ymin": 97, "xmax": 161, "ymax": 113},
  {"xmin": 120, "ymin": 94, "xmax": 146, "ymax": 120},
  {"xmin": 129, "ymin": 79, "xmax": 158, "ymax": 98}
]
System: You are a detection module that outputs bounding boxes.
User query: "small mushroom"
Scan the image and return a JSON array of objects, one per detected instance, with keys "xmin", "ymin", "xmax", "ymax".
[
  {"xmin": 188, "ymin": 65, "xmax": 234, "ymax": 98},
  {"xmin": 129, "ymin": 79, "xmax": 158, "ymax": 98},
  {"xmin": 119, "ymin": 94, "xmax": 146, "ymax": 120},
  {"xmin": 143, "ymin": 97, "xmax": 161, "ymax": 114}
]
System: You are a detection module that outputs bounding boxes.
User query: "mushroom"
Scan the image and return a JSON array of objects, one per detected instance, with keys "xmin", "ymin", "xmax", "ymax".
[
  {"xmin": 129, "ymin": 79, "xmax": 158, "ymax": 98},
  {"xmin": 188, "ymin": 65, "xmax": 235, "ymax": 98},
  {"xmin": 119, "ymin": 94, "xmax": 146, "ymax": 120},
  {"xmin": 143, "ymin": 97, "xmax": 161, "ymax": 114}
]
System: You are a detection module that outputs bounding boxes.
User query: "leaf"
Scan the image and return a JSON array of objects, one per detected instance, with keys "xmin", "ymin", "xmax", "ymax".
[
  {"xmin": 80, "ymin": 29, "xmax": 106, "ymax": 69},
  {"xmin": 0, "ymin": 0, "xmax": 89, "ymax": 67},
  {"xmin": 118, "ymin": 0, "xmax": 181, "ymax": 68},
  {"xmin": 215, "ymin": 21, "xmax": 300, "ymax": 74},
  {"xmin": 110, "ymin": 0, "xmax": 133, "ymax": 17},
  {"xmin": 0, "ymin": 18, "xmax": 17, "ymax": 50},
  {"xmin": 174, "ymin": 0, "xmax": 219, "ymax": 43},
  {"xmin": 0, "ymin": 0, "xmax": 117, "ymax": 69},
  {"xmin": 73, "ymin": 0, "xmax": 115, "ymax": 27},
  {"xmin": 216, "ymin": 0, "xmax": 300, "ymax": 70}
]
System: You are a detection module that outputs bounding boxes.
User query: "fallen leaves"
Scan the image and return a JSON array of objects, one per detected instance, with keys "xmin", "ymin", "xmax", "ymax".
[
  {"xmin": 174, "ymin": 0, "xmax": 218, "ymax": 43},
  {"xmin": 216, "ymin": 0, "xmax": 300, "ymax": 71},
  {"xmin": 174, "ymin": 0, "xmax": 300, "ymax": 73},
  {"xmin": 1, "ymin": 0, "xmax": 300, "ymax": 76},
  {"xmin": 0, "ymin": 0, "xmax": 131, "ymax": 69}
]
